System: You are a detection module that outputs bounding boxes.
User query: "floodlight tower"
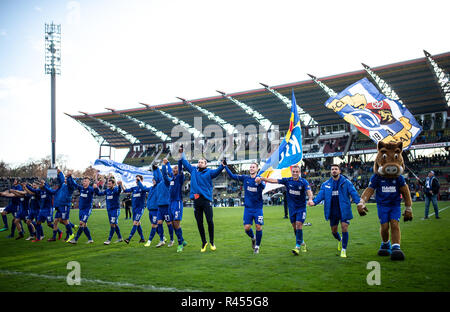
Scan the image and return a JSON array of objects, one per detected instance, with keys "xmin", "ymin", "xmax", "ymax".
[{"xmin": 45, "ymin": 22, "xmax": 61, "ymax": 168}]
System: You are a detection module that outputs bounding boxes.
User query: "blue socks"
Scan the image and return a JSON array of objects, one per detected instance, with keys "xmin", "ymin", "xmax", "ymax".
[
  {"xmin": 1, "ymin": 215, "xmax": 7, "ymax": 228},
  {"xmin": 332, "ymin": 231, "xmax": 341, "ymax": 241},
  {"xmin": 129, "ymin": 225, "xmax": 137, "ymax": 240},
  {"xmin": 36, "ymin": 224, "xmax": 43, "ymax": 239},
  {"xmin": 10, "ymin": 220, "xmax": 16, "ymax": 236},
  {"xmin": 295, "ymin": 229, "xmax": 303, "ymax": 246},
  {"xmin": 245, "ymin": 228, "xmax": 255, "ymax": 239},
  {"xmin": 175, "ymin": 227, "xmax": 184, "ymax": 245},
  {"xmin": 157, "ymin": 223, "xmax": 164, "ymax": 241},
  {"xmin": 137, "ymin": 225, "xmax": 144, "ymax": 240},
  {"xmin": 148, "ymin": 227, "xmax": 157, "ymax": 242},
  {"xmin": 255, "ymin": 230, "xmax": 262, "ymax": 247},
  {"xmin": 75, "ymin": 227, "xmax": 84, "ymax": 241},
  {"xmin": 342, "ymin": 231, "xmax": 349, "ymax": 249},
  {"xmin": 83, "ymin": 227, "xmax": 92, "ymax": 240},
  {"xmin": 108, "ymin": 226, "xmax": 115, "ymax": 241},
  {"xmin": 52, "ymin": 230, "xmax": 58, "ymax": 239},
  {"xmin": 115, "ymin": 226, "xmax": 122, "ymax": 239},
  {"xmin": 167, "ymin": 223, "xmax": 174, "ymax": 241}
]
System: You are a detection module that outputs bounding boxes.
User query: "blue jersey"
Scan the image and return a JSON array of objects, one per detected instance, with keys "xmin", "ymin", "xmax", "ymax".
[
  {"xmin": 11, "ymin": 184, "xmax": 23, "ymax": 208},
  {"xmin": 73, "ymin": 184, "xmax": 95, "ymax": 210},
  {"xmin": 154, "ymin": 167, "xmax": 170, "ymax": 206},
  {"xmin": 29, "ymin": 191, "xmax": 41, "ymax": 211},
  {"xmin": 180, "ymin": 153, "xmax": 225, "ymax": 202},
  {"xmin": 18, "ymin": 194, "xmax": 31, "ymax": 214},
  {"xmin": 94, "ymin": 186, "xmax": 121, "ymax": 210},
  {"xmin": 225, "ymin": 167, "xmax": 265, "ymax": 210},
  {"xmin": 137, "ymin": 181, "xmax": 157, "ymax": 210},
  {"xmin": 368, "ymin": 174, "xmax": 406, "ymax": 207},
  {"xmin": 123, "ymin": 185, "xmax": 147, "ymax": 210},
  {"xmin": 162, "ymin": 160, "xmax": 184, "ymax": 202},
  {"xmin": 54, "ymin": 172, "xmax": 76, "ymax": 207},
  {"xmin": 38, "ymin": 188, "xmax": 54, "ymax": 210},
  {"xmin": 278, "ymin": 177, "xmax": 311, "ymax": 211}
]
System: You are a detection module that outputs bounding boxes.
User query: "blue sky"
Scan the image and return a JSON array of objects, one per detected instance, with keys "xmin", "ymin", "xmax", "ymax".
[{"xmin": 1, "ymin": 0, "xmax": 449, "ymax": 170}]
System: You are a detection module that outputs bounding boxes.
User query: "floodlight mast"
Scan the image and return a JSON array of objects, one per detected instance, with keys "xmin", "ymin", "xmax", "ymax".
[{"xmin": 45, "ymin": 22, "xmax": 61, "ymax": 169}]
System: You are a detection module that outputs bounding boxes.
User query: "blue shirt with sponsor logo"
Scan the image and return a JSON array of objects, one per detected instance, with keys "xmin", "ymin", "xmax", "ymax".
[
  {"xmin": 94, "ymin": 186, "xmax": 121, "ymax": 210},
  {"xmin": 369, "ymin": 174, "xmax": 406, "ymax": 207},
  {"xmin": 29, "ymin": 190, "xmax": 41, "ymax": 211},
  {"xmin": 162, "ymin": 160, "xmax": 184, "ymax": 202},
  {"xmin": 11, "ymin": 184, "xmax": 23, "ymax": 208},
  {"xmin": 278, "ymin": 177, "xmax": 310, "ymax": 211},
  {"xmin": 123, "ymin": 186, "xmax": 147, "ymax": 211},
  {"xmin": 71, "ymin": 183, "xmax": 95, "ymax": 210},
  {"xmin": 225, "ymin": 166, "xmax": 265, "ymax": 211}
]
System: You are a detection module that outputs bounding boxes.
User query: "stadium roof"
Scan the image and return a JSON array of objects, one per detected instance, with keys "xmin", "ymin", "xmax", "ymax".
[{"xmin": 69, "ymin": 51, "xmax": 450, "ymax": 148}]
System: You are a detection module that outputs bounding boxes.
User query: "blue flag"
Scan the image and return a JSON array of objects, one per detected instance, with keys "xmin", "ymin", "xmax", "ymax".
[
  {"xmin": 325, "ymin": 78, "xmax": 422, "ymax": 149},
  {"xmin": 260, "ymin": 90, "xmax": 303, "ymax": 193},
  {"xmin": 93, "ymin": 159, "xmax": 154, "ymax": 188}
]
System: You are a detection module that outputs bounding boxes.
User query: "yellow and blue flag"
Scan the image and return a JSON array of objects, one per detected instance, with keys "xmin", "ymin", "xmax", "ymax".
[
  {"xmin": 325, "ymin": 78, "xmax": 422, "ymax": 149},
  {"xmin": 259, "ymin": 90, "xmax": 303, "ymax": 193}
]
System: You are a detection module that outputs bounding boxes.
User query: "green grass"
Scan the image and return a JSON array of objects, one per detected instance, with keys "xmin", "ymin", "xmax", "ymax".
[{"xmin": 0, "ymin": 202, "xmax": 449, "ymax": 292}]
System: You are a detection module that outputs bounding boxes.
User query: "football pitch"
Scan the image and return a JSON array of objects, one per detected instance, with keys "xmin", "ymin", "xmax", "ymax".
[{"xmin": 0, "ymin": 202, "xmax": 449, "ymax": 292}]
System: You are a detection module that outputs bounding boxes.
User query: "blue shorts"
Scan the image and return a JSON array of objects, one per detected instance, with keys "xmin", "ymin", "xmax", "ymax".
[
  {"xmin": 289, "ymin": 209, "xmax": 306, "ymax": 224},
  {"xmin": 79, "ymin": 208, "xmax": 92, "ymax": 223},
  {"xmin": 170, "ymin": 201, "xmax": 183, "ymax": 221},
  {"xmin": 377, "ymin": 205, "xmax": 401, "ymax": 224},
  {"xmin": 107, "ymin": 209, "xmax": 120, "ymax": 224},
  {"xmin": 132, "ymin": 209, "xmax": 144, "ymax": 222},
  {"xmin": 4, "ymin": 204, "xmax": 17, "ymax": 214},
  {"xmin": 329, "ymin": 217, "xmax": 350, "ymax": 227},
  {"xmin": 148, "ymin": 210, "xmax": 158, "ymax": 225},
  {"xmin": 243, "ymin": 209, "xmax": 264, "ymax": 226},
  {"xmin": 55, "ymin": 205, "xmax": 70, "ymax": 220},
  {"xmin": 157, "ymin": 205, "xmax": 172, "ymax": 222},
  {"xmin": 16, "ymin": 209, "xmax": 27, "ymax": 220},
  {"xmin": 38, "ymin": 209, "xmax": 53, "ymax": 223},
  {"xmin": 26, "ymin": 210, "xmax": 39, "ymax": 221}
]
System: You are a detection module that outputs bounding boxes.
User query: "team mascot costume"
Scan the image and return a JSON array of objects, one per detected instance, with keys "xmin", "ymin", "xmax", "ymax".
[{"xmin": 357, "ymin": 141, "xmax": 413, "ymax": 260}]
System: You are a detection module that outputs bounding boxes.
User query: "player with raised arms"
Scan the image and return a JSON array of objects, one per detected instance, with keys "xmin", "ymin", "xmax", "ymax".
[
  {"xmin": 224, "ymin": 160, "xmax": 265, "ymax": 254},
  {"xmin": 93, "ymin": 177, "xmax": 123, "ymax": 244},
  {"xmin": 67, "ymin": 176, "xmax": 95, "ymax": 244},
  {"xmin": 162, "ymin": 158, "xmax": 188, "ymax": 252},
  {"xmin": 121, "ymin": 175, "xmax": 147, "ymax": 244},
  {"xmin": 179, "ymin": 144, "xmax": 225, "ymax": 252}
]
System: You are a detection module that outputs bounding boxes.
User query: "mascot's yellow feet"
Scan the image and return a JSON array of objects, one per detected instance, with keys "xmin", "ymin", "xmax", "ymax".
[
  {"xmin": 338, "ymin": 240, "xmax": 342, "ymax": 251},
  {"xmin": 340, "ymin": 249, "xmax": 347, "ymax": 258}
]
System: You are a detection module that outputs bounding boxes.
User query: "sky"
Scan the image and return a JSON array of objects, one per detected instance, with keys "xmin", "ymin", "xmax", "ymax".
[{"xmin": 0, "ymin": 0, "xmax": 449, "ymax": 170}]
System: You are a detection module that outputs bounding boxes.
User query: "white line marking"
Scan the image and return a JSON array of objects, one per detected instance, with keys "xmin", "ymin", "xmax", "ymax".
[
  {"xmin": 0, "ymin": 270, "xmax": 200, "ymax": 292},
  {"xmin": 421, "ymin": 205, "xmax": 449, "ymax": 219}
]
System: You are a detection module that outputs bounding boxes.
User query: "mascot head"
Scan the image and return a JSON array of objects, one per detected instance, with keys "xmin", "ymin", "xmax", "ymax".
[{"xmin": 374, "ymin": 141, "xmax": 404, "ymax": 178}]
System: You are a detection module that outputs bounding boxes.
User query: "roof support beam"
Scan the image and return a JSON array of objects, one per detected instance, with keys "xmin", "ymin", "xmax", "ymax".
[
  {"xmin": 105, "ymin": 108, "xmax": 171, "ymax": 142},
  {"xmin": 216, "ymin": 90, "xmax": 272, "ymax": 131},
  {"xmin": 259, "ymin": 82, "xmax": 317, "ymax": 126},
  {"xmin": 307, "ymin": 74, "xmax": 337, "ymax": 97},
  {"xmin": 78, "ymin": 111, "xmax": 140, "ymax": 144},
  {"xmin": 424, "ymin": 50, "xmax": 450, "ymax": 106},
  {"xmin": 361, "ymin": 63, "xmax": 404, "ymax": 106},
  {"xmin": 176, "ymin": 97, "xmax": 237, "ymax": 135},
  {"xmin": 64, "ymin": 113, "xmax": 106, "ymax": 145},
  {"xmin": 139, "ymin": 103, "xmax": 204, "ymax": 138}
]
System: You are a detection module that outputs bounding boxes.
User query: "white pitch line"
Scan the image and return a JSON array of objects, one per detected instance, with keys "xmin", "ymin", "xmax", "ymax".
[
  {"xmin": 0, "ymin": 270, "xmax": 200, "ymax": 292},
  {"xmin": 421, "ymin": 205, "xmax": 450, "ymax": 219}
]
